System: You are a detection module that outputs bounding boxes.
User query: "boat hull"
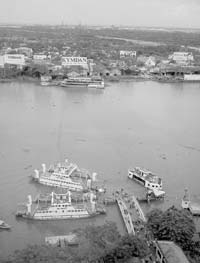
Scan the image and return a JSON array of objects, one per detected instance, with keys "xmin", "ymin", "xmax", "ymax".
[
  {"xmin": 17, "ymin": 211, "xmax": 101, "ymax": 220},
  {"xmin": 0, "ymin": 225, "xmax": 11, "ymax": 230},
  {"xmin": 128, "ymin": 171, "xmax": 146, "ymax": 186},
  {"xmin": 60, "ymin": 83, "xmax": 88, "ymax": 87}
]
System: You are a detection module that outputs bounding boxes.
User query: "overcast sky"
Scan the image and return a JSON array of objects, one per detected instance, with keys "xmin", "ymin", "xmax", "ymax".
[{"xmin": 0, "ymin": 0, "xmax": 200, "ymax": 28}]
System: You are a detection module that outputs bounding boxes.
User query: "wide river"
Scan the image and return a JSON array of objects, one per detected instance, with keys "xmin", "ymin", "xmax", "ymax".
[{"xmin": 0, "ymin": 80, "xmax": 200, "ymax": 257}]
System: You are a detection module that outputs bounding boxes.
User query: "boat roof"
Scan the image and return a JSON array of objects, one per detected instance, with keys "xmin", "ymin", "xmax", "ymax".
[
  {"xmin": 189, "ymin": 202, "xmax": 200, "ymax": 214},
  {"xmin": 135, "ymin": 167, "xmax": 155, "ymax": 175},
  {"xmin": 158, "ymin": 241, "xmax": 189, "ymax": 263},
  {"xmin": 132, "ymin": 167, "xmax": 159, "ymax": 180}
]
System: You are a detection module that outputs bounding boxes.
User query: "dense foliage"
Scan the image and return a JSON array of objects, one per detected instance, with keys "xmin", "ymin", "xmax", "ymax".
[
  {"xmin": 146, "ymin": 206, "xmax": 200, "ymax": 262},
  {"xmin": 147, "ymin": 206, "xmax": 196, "ymax": 250},
  {"xmin": 98, "ymin": 235, "xmax": 150, "ymax": 262},
  {"xmin": 3, "ymin": 222, "xmax": 150, "ymax": 263}
]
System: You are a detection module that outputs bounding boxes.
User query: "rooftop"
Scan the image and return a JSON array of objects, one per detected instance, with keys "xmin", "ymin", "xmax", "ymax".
[{"xmin": 158, "ymin": 241, "xmax": 189, "ymax": 263}]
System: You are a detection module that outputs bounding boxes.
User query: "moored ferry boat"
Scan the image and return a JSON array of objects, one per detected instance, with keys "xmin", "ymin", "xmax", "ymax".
[
  {"xmin": 60, "ymin": 77, "xmax": 104, "ymax": 88},
  {"xmin": 31, "ymin": 160, "xmax": 99, "ymax": 192},
  {"xmin": 60, "ymin": 77, "xmax": 92, "ymax": 87},
  {"xmin": 16, "ymin": 191, "xmax": 105, "ymax": 220},
  {"xmin": 128, "ymin": 167, "xmax": 163, "ymax": 190}
]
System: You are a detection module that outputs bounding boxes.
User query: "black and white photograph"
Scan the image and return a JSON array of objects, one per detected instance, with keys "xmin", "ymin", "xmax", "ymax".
[{"xmin": 0, "ymin": 0, "xmax": 200, "ymax": 262}]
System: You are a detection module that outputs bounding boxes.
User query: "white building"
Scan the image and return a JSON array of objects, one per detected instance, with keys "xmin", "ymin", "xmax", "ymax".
[
  {"xmin": 120, "ymin": 50, "xmax": 136, "ymax": 58},
  {"xmin": 145, "ymin": 56, "xmax": 156, "ymax": 67},
  {"xmin": 169, "ymin": 52, "xmax": 194, "ymax": 65},
  {"xmin": 0, "ymin": 54, "xmax": 25, "ymax": 68},
  {"xmin": 33, "ymin": 54, "xmax": 48, "ymax": 61}
]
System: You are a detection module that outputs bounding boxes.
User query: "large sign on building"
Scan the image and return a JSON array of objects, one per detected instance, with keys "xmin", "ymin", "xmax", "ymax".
[
  {"xmin": 62, "ymin": 57, "xmax": 88, "ymax": 66},
  {"xmin": 120, "ymin": 51, "xmax": 137, "ymax": 58},
  {"xmin": 4, "ymin": 54, "xmax": 25, "ymax": 66}
]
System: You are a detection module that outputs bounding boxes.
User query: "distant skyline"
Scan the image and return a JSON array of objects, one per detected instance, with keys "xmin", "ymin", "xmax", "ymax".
[{"xmin": 0, "ymin": 0, "xmax": 200, "ymax": 29}]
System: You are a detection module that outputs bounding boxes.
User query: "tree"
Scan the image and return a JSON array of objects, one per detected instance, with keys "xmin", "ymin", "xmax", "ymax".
[
  {"xmin": 4, "ymin": 222, "xmax": 121, "ymax": 263},
  {"xmin": 5, "ymin": 245, "xmax": 74, "ymax": 263},
  {"xmin": 146, "ymin": 206, "xmax": 196, "ymax": 250},
  {"xmin": 99, "ymin": 234, "xmax": 150, "ymax": 263}
]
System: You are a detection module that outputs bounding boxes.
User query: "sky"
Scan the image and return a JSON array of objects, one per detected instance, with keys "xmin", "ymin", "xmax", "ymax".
[{"xmin": 0, "ymin": 0, "xmax": 200, "ymax": 28}]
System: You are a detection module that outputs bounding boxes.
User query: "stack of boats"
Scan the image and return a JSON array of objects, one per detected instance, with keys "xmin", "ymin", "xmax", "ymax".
[{"xmin": 16, "ymin": 159, "xmax": 106, "ymax": 220}]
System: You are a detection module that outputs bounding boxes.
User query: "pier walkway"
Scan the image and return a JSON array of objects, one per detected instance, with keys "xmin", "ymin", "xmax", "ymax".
[
  {"xmin": 116, "ymin": 193, "xmax": 146, "ymax": 235},
  {"xmin": 131, "ymin": 195, "xmax": 146, "ymax": 222},
  {"xmin": 117, "ymin": 198, "xmax": 135, "ymax": 235}
]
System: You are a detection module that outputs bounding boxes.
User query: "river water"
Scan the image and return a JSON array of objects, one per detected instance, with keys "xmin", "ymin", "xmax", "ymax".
[{"xmin": 0, "ymin": 80, "xmax": 200, "ymax": 257}]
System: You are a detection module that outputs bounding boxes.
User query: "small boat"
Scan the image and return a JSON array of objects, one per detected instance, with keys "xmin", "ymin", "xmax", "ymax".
[
  {"xmin": 16, "ymin": 191, "xmax": 106, "ymax": 220},
  {"xmin": 0, "ymin": 219, "xmax": 11, "ymax": 230},
  {"xmin": 128, "ymin": 167, "xmax": 163, "ymax": 190},
  {"xmin": 60, "ymin": 77, "xmax": 105, "ymax": 88}
]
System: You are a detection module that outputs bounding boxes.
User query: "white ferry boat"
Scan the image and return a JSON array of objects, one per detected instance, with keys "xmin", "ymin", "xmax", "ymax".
[
  {"xmin": 60, "ymin": 77, "xmax": 92, "ymax": 87},
  {"xmin": 60, "ymin": 77, "xmax": 104, "ymax": 88},
  {"xmin": 128, "ymin": 167, "xmax": 163, "ymax": 190},
  {"xmin": 16, "ymin": 191, "xmax": 105, "ymax": 220},
  {"xmin": 31, "ymin": 160, "xmax": 98, "ymax": 192}
]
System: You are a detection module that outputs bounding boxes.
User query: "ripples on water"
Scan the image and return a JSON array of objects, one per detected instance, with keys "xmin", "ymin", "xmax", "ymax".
[{"xmin": 0, "ymin": 81, "xmax": 200, "ymax": 257}]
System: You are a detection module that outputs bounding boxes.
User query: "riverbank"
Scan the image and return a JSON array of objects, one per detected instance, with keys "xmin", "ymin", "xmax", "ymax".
[
  {"xmin": 0, "ymin": 76, "xmax": 40, "ymax": 83},
  {"xmin": 1, "ymin": 74, "xmax": 200, "ymax": 86}
]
